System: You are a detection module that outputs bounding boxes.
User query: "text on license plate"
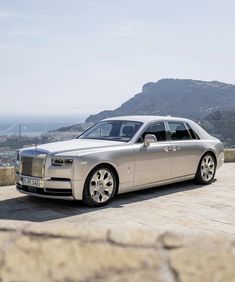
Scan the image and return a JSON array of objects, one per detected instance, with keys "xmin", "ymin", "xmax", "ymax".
[{"xmin": 21, "ymin": 177, "xmax": 44, "ymax": 188}]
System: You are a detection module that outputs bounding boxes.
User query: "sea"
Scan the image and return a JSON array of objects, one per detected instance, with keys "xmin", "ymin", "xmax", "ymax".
[
  {"xmin": 0, "ymin": 114, "xmax": 87, "ymax": 137},
  {"xmin": 0, "ymin": 123, "xmax": 73, "ymax": 137}
]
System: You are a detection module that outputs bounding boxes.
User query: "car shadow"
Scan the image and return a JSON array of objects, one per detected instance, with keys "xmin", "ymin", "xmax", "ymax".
[{"xmin": 0, "ymin": 179, "xmax": 216, "ymax": 222}]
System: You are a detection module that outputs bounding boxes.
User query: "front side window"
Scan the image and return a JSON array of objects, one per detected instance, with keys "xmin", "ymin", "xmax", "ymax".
[
  {"xmin": 168, "ymin": 122, "xmax": 191, "ymax": 140},
  {"xmin": 78, "ymin": 121, "xmax": 142, "ymax": 142},
  {"xmin": 137, "ymin": 122, "xmax": 167, "ymax": 143}
]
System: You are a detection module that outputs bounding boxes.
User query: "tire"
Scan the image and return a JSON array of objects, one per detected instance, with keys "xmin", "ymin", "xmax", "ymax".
[
  {"xmin": 83, "ymin": 165, "xmax": 117, "ymax": 207},
  {"xmin": 194, "ymin": 153, "xmax": 216, "ymax": 184}
]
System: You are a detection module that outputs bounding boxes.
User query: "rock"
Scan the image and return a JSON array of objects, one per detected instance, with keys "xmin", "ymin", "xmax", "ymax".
[
  {"xmin": 0, "ymin": 223, "xmax": 235, "ymax": 282},
  {"xmin": 0, "ymin": 167, "xmax": 15, "ymax": 186},
  {"xmin": 160, "ymin": 231, "xmax": 183, "ymax": 249},
  {"xmin": 170, "ymin": 248, "xmax": 235, "ymax": 282}
]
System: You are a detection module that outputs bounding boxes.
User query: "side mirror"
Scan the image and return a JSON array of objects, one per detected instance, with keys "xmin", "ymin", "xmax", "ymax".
[{"xmin": 144, "ymin": 134, "xmax": 157, "ymax": 147}]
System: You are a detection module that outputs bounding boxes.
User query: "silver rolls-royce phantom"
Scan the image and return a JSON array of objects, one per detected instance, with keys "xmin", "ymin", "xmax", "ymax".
[{"xmin": 15, "ymin": 116, "xmax": 224, "ymax": 207}]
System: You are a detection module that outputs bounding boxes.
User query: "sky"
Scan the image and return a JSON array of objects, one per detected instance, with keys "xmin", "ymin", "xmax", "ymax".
[{"xmin": 0, "ymin": 0, "xmax": 235, "ymax": 122}]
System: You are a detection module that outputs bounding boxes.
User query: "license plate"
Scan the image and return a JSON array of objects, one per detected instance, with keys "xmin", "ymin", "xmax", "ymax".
[
  {"xmin": 21, "ymin": 177, "xmax": 44, "ymax": 188},
  {"xmin": 28, "ymin": 186, "xmax": 37, "ymax": 193}
]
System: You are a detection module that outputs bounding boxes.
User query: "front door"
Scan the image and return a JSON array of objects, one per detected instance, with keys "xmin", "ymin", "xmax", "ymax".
[{"xmin": 133, "ymin": 122, "xmax": 172, "ymax": 187}]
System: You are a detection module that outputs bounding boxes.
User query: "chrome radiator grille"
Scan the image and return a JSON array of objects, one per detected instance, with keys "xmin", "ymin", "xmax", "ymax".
[{"xmin": 21, "ymin": 156, "xmax": 45, "ymax": 178}]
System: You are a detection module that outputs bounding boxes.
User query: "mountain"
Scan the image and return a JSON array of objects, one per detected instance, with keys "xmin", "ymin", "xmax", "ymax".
[
  {"xmin": 199, "ymin": 110, "xmax": 235, "ymax": 147},
  {"xmin": 86, "ymin": 78, "xmax": 235, "ymax": 122}
]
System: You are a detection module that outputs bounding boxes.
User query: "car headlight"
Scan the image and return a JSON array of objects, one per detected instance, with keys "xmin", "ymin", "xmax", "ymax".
[{"xmin": 51, "ymin": 158, "xmax": 74, "ymax": 166}]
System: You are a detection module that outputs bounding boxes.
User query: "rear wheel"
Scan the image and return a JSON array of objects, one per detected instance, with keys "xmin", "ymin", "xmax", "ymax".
[
  {"xmin": 195, "ymin": 153, "xmax": 216, "ymax": 184},
  {"xmin": 83, "ymin": 166, "xmax": 117, "ymax": 207}
]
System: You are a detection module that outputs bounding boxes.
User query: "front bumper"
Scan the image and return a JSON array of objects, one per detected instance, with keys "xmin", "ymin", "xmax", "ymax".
[{"xmin": 15, "ymin": 173, "xmax": 75, "ymax": 200}]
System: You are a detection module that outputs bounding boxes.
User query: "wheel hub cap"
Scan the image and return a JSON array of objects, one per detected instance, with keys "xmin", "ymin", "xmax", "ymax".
[{"xmin": 98, "ymin": 181, "xmax": 104, "ymax": 191}]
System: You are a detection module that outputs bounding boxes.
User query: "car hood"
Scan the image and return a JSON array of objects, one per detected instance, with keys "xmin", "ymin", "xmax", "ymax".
[{"xmin": 21, "ymin": 139, "xmax": 125, "ymax": 155}]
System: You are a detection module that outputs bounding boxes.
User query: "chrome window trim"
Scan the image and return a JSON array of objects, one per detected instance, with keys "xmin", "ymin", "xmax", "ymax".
[{"xmin": 134, "ymin": 121, "xmax": 169, "ymax": 144}]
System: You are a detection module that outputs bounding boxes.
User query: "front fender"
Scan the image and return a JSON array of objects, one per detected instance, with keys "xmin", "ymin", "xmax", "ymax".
[{"xmin": 72, "ymin": 147, "xmax": 135, "ymax": 198}]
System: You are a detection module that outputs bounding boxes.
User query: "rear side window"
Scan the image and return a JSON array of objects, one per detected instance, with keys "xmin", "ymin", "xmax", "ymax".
[
  {"xmin": 168, "ymin": 122, "xmax": 191, "ymax": 140},
  {"xmin": 185, "ymin": 123, "xmax": 200, "ymax": 140}
]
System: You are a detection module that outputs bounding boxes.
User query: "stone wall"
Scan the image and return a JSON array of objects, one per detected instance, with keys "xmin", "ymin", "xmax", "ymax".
[
  {"xmin": 0, "ymin": 222, "xmax": 234, "ymax": 282},
  {"xmin": 224, "ymin": 149, "xmax": 235, "ymax": 162},
  {"xmin": 0, "ymin": 167, "xmax": 15, "ymax": 186}
]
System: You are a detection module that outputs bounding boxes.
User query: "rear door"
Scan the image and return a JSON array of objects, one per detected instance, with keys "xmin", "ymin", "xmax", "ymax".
[{"xmin": 166, "ymin": 121, "xmax": 201, "ymax": 179}]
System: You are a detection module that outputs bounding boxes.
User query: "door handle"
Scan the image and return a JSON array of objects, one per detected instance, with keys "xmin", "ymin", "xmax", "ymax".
[
  {"xmin": 164, "ymin": 146, "xmax": 172, "ymax": 152},
  {"xmin": 172, "ymin": 146, "xmax": 180, "ymax": 151}
]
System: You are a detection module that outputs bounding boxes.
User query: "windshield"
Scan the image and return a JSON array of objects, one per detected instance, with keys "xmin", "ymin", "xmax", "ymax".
[{"xmin": 78, "ymin": 120, "xmax": 142, "ymax": 142}]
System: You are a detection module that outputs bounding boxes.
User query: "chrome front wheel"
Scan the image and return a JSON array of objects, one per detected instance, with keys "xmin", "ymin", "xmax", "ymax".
[{"xmin": 83, "ymin": 166, "xmax": 117, "ymax": 207}]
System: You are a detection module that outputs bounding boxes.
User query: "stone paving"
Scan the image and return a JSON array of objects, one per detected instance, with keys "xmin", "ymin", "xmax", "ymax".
[{"xmin": 0, "ymin": 163, "xmax": 234, "ymax": 235}]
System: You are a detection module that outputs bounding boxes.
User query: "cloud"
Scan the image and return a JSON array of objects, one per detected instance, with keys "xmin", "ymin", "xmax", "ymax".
[
  {"xmin": 0, "ymin": 10, "xmax": 46, "ymax": 19},
  {"xmin": 0, "ymin": 29, "xmax": 74, "ymax": 41},
  {"xmin": 130, "ymin": 50, "xmax": 156, "ymax": 54},
  {"xmin": 106, "ymin": 24, "xmax": 133, "ymax": 37},
  {"xmin": 0, "ymin": 45, "xmax": 40, "ymax": 51},
  {"xmin": 87, "ymin": 0, "xmax": 110, "ymax": 8},
  {"xmin": 0, "ymin": 30, "xmax": 44, "ymax": 36},
  {"xmin": 0, "ymin": 10, "xmax": 18, "ymax": 18}
]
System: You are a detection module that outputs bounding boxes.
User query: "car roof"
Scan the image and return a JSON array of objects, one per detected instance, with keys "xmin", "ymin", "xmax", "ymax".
[
  {"xmin": 103, "ymin": 115, "xmax": 191, "ymax": 124},
  {"xmin": 103, "ymin": 115, "xmax": 214, "ymax": 141}
]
